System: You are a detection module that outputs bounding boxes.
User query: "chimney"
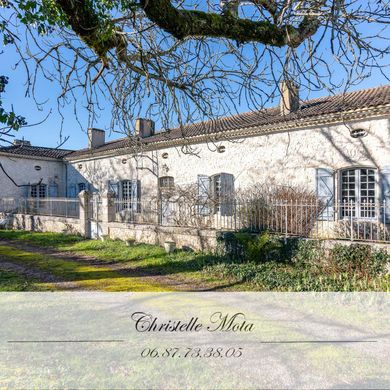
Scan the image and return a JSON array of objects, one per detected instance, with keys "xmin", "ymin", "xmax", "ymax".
[
  {"xmin": 135, "ymin": 118, "xmax": 155, "ymax": 138},
  {"xmin": 88, "ymin": 128, "xmax": 105, "ymax": 149},
  {"xmin": 280, "ymin": 80, "xmax": 300, "ymax": 115},
  {"xmin": 13, "ymin": 139, "xmax": 31, "ymax": 146}
]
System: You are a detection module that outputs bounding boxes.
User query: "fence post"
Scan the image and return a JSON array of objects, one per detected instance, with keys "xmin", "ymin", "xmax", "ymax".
[
  {"xmin": 284, "ymin": 201, "xmax": 288, "ymax": 243},
  {"xmin": 101, "ymin": 191, "xmax": 116, "ymax": 236},
  {"xmin": 384, "ymin": 199, "xmax": 387, "ymax": 242},
  {"xmin": 350, "ymin": 200, "xmax": 353, "ymax": 241},
  {"xmin": 78, "ymin": 190, "xmax": 90, "ymax": 238}
]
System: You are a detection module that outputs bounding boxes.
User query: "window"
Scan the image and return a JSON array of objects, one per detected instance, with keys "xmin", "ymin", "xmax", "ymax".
[
  {"xmin": 159, "ymin": 176, "xmax": 174, "ymax": 190},
  {"xmin": 197, "ymin": 173, "xmax": 234, "ymax": 216},
  {"xmin": 340, "ymin": 168, "xmax": 377, "ymax": 218},
  {"xmin": 31, "ymin": 184, "xmax": 46, "ymax": 198},
  {"xmin": 78, "ymin": 183, "xmax": 86, "ymax": 193},
  {"xmin": 350, "ymin": 128, "xmax": 367, "ymax": 138},
  {"xmin": 120, "ymin": 180, "xmax": 140, "ymax": 212},
  {"xmin": 121, "ymin": 180, "xmax": 132, "ymax": 202},
  {"xmin": 212, "ymin": 174, "xmax": 222, "ymax": 212}
]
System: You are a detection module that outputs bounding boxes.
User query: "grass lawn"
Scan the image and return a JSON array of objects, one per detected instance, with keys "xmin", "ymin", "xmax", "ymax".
[
  {"xmin": 0, "ymin": 245, "xmax": 170, "ymax": 291},
  {"xmin": 0, "ymin": 268, "xmax": 43, "ymax": 291},
  {"xmin": 0, "ymin": 230, "xmax": 388, "ymax": 292},
  {"xmin": 0, "ymin": 230, "xmax": 223, "ymax": 291}
]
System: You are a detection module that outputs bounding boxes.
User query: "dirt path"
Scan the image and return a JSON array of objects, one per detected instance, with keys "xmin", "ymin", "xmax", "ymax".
[
  {"xmin": 0, "ymin": 258, "xmax": 80, "ymax": 290},
  {"xmin": 0, "ymin": 239, "xmax": 227, "ymax": 291}
]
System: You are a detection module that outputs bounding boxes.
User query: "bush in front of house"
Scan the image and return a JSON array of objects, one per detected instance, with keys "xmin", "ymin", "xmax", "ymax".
[
  {"xmin": 292, "ymin": 240, "xmax": 389, "ymax": 278},
  {"xmin": 235, "ymin": 184, "xmax": 322, "ymax": 235},
  {"xmin": 217, "ymin": 230, "xmax": 282, "ymax": 262},
  {"xmin": 207, "ymin": 237, "xmax": 390, "ymax": 291},
  {"xmin": 329, "ymin": 243, "xmax": 389, "ymax": 278},
  {"xmin": 203, "ymin": 260, "xmax": 389, "ymax": 291}
]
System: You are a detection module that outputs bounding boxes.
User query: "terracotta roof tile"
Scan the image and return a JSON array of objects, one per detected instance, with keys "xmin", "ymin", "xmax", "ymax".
[
  {"xmin": 0, "ymin": 144, "xmax": 73, "ymax": 159},
  {"xmin": 68, "ymin": 84, "xmax": 390, "ymax": 159}
]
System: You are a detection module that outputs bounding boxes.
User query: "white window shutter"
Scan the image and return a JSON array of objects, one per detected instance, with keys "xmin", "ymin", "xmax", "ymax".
[
  {"xmin": 197, "ymin": 175, "xmax": 211, "ymax": 215},
  {"xmin": 107, "ymin": 180, "xmax": 120, "ymax": 198},
  {"xmin": 380, "ymin": 166, "xmax": 390, "ymax": 222},
  {"xmin": 131, "ymin": 180, "xmax": 141, "ymax": 212},
  {"xmin": 219, "ymin": 173, "xmax": 235, "ymax": 216},
  {"xmin": 316, "ymin": 168, "xmax": 335, "ymax": 221}
]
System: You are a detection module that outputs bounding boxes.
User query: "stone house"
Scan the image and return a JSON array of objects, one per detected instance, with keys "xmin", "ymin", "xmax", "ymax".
[{"xmin": 1, "ymin": 84, "xmax": 390, "ymax": 243}]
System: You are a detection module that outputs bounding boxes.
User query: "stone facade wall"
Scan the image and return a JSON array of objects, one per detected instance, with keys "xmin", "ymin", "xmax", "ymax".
[
  {"xmin": 9, "ymin": 214, "xmax": 81, "ymax": 235},
  {"xmin": 67, "ymin": 117, "xmax": 390, "ymax": 200},
  {"xmin": 0, "ymin": 154, "xmax": 66, "ymax": 198}
]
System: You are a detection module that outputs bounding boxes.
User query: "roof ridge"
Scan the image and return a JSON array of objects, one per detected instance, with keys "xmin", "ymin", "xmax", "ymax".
[
  {"xmin": 67, "ymin": 83, "xmax": 390, "ymax": 158},
  {"xmin": 90, "ymin": 84, "xmax": 390, "ymax": 148},
  {"xmin": 1, "ymin": 144, "xmax": 73, "ymax": 152}
]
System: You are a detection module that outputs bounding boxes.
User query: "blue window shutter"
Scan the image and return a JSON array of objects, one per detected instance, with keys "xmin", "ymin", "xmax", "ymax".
[
  {"xmin": 197, "ymin": 175, "xmax": 211, "ymax": 215},
  {"xmin": 316, "ymin": 168, "xmax": 335, "ymax": 221},
  {"xmin": 220, "ymin": 173, "xmax": 235, "ymax": 216},
  {"xmin": 380, "ymin": 166, "xmax": 390, "ymax": 222},
  {"xmin": 137, "ymin": 180, "xmax": 141, "ymax": 213},
  {"xmin": 48, "ymin": 183, "xmax": 58, "ymax": 197},
  {"xmin": 68, "ymin": 184, "xmax": 77, "ymax": 198},
  {"xmin": 131, "ymin": 180, "xmax": 141, "ymax": 213},
  {"xmin": 107, "ymin": 180, "xmax": 119, "ymax": 197},
  {"xmin": 22, "ymin": 185, "xmax": 30, "ymax": 198}
]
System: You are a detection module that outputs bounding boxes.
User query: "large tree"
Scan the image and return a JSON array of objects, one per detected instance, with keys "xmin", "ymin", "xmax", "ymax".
[{"xmin": 0, "ymin": 0, "xmax": 389, "ymax": 144}]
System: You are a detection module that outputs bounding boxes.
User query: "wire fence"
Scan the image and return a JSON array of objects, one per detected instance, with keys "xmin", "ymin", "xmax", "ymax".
[{"xmin": 0, "ymin": 197, "xmax": 80, "ymax": 219}]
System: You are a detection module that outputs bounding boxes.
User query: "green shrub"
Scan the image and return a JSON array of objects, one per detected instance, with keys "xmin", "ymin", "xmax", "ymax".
[
  {"xmin": 203, "ymin": 261, "xmax": 389, "ymax": 291},
  {"xmin": 292, "ymin": 239, "xmax": 326, "ymax": 268},
  {"xmin": 217, "ymin": 231, "xmax": 281, "ymax": 262},
  {"xmin": 329, "ymin": 244, "xmax": 389, "ymax": 278},
  {"xmin": 207, "ymin": 238, "xmax": 390, "ymax": 291}
]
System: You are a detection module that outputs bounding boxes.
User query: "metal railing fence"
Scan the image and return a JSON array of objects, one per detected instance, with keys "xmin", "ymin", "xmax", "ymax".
[
  {"xmin": 113, "ymin": 197, "xmax": 390, "ymax": 243},
  {"xmin": 0, "ymin": 197, "xmax": 79, "ymax": 218},
  {"xmin": 1, "ymin": 196, "xmax": 389, "ymax": 243}
]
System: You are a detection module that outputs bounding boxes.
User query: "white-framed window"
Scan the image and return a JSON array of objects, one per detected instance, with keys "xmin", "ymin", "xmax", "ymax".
[
  {"xmin": 31, "ymin": 184, "xmax": 46, "ymax": 198},
  {"xmin": 121, "ymin": 180, "xmax": 132, "ymax": 203},
  {"xmin": 340, "ymin": 168, "xmax": 377, "ymax": 219},
  {"xmin": 119, "ymin": 180, "xmax": 140, "ymax": 212},
  {"xmin": 159, "ymin": 176, "xmax": 174, "ymax": 190}
]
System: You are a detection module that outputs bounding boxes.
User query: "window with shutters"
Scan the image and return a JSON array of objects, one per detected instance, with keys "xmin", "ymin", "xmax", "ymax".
[
  {"xmin": 211, "ymin": 174, "xmax": 223, "ymax": 213},
  {"xmin": 197, "ymin": 173, "xmax": 234, "ymax": 215},
  {"xmin": 121, "ymin": 180, "xmax": 132, "ymax": 208},
  {"xmin": 31, "ymin": 184, "xmax": 46, "ymax": 198},
  {"xmin": 119, "ymin": 180, "xmax": 140, "ymax": 212},
  {"xmin": 340, "ymin": 168, "xmax": 377, "ymax": 219}
]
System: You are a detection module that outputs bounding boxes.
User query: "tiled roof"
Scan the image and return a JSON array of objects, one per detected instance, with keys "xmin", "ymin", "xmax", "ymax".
[
  {"xmin": 0, "ymin": 144, "xmax": 73, "ymax": 159},
  {"xmin": 70, "ymin": 84, "xmax": 390, "ymax": 159}
]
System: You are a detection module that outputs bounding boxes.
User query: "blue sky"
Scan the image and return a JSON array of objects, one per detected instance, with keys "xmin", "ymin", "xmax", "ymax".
[{"xmin": 1, "ymin": 11, "xmax": 389, "ymax": 151}]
